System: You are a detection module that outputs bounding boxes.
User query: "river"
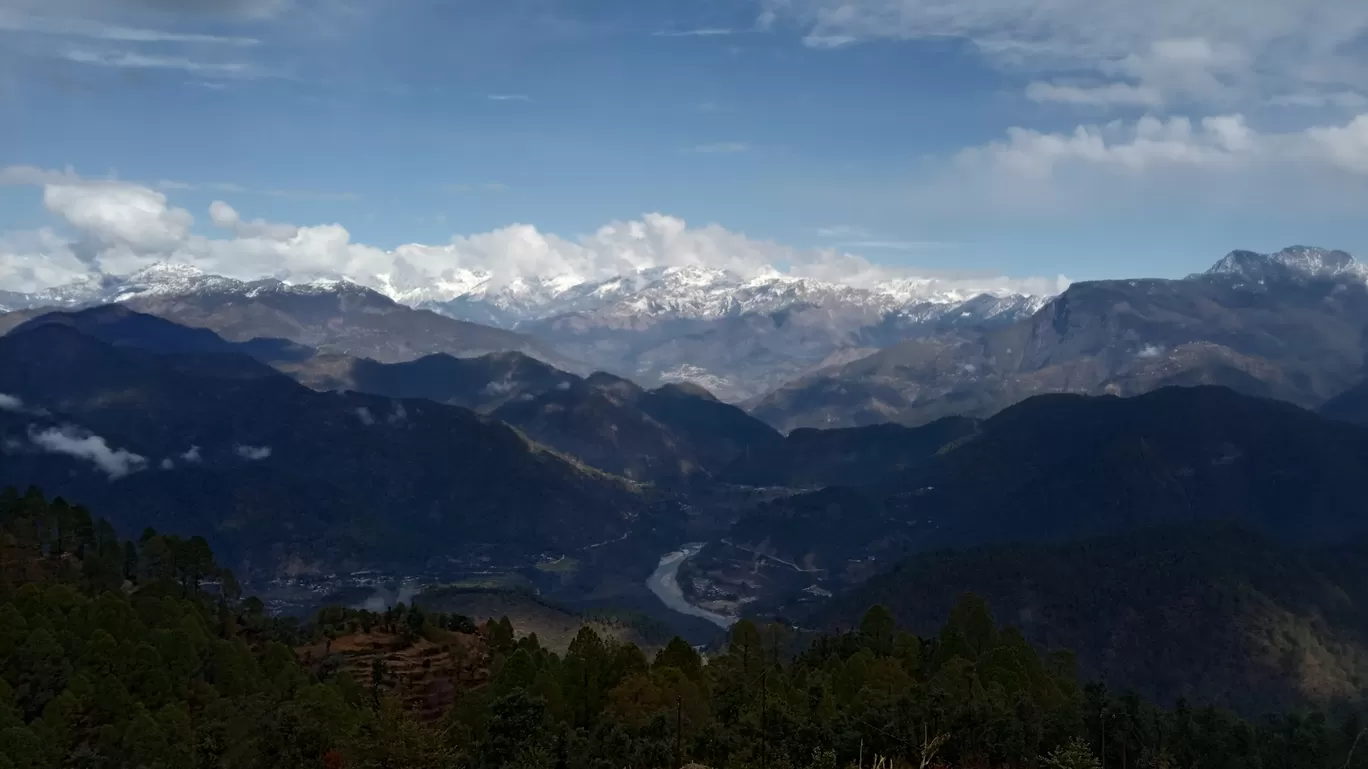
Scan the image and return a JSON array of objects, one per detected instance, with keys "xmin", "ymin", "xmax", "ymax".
[{"xmin": 646, "ymin": 543, "xmax": 736, "ymax": 630}]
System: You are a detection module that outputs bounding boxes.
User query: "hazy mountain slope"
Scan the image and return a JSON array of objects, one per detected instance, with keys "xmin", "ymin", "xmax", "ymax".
[
  {"xmin": 9, "ymin": 304, "xmax": 315, "ymax": 364},
  {"xmin": 752, "ymin": 247, "xmax": 1368, "ymax": 430},
  {"xmin": 523, "ymin": 276, "xmax": 1045, "ymax": 401},
  {"xmin": 720, "ymin": 416, "xmax": 980, "ymax": 488},
  {"xmin": 489, "ymin": 373, "xmax": 784, "ymax": 484},
  {"xmin": 282, "ymin": 349, "xmax": 580, "ymax": 412},
  {"xmin": 122, "ymin": 278, "xmax": 574, "ymax": 368},
  {"xmin": 812, "ymin": 527, "xmax": 1368, "ymax": 714},
  {"xmin": 0, "ymin": 323, "xmax": 638, "ymax": 575}
]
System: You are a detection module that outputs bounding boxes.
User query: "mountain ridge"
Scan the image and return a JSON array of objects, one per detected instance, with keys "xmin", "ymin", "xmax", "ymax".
[
  {"xmin": 0, "ymin": 319, "xmax": 644, "ymax": 577},
  {"xmin": 752, "ymin": 246, "xmax": 1368, "ymax": 429},
  {"xmin": 1, "ymin": 261, "xmax": 1055, "ymax": 401}
]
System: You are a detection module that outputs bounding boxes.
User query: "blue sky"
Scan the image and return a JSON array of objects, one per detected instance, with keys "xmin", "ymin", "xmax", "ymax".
[{"xmin": 3, "ymin": 0, "xmax": 1368, "ymax": 292}]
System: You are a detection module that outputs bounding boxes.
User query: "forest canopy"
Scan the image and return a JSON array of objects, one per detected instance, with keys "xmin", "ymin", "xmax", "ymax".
[{"xmin": 2, "ymin": 486, "xmax": 1366, "ymax": 769}]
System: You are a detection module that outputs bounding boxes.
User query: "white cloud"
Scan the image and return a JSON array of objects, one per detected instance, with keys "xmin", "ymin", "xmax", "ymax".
[
  {"xmin": 234, "ymin": 444, "xmax": 272, "ymax": 460},
  {"xmin": 0, "ymin": 166, "xmax": 1065, "ymax": 298},
  {"xmin": 653, "ymin": 28, "xmax": 735, "ymax": 37},
  {"xmin": 487, "ymin": 94, "xmax": 530, "ymax": 102},
  {"xmin": 28, "ymin": 425, "xmax": 147, "ymax": 479},
  {"xmin": 62, "ymin": 49, "xmax": 261, "ymax": 77},
  {"xmin": 815, "ymin": 225, "xmax": 871, "ymax": 238},
  {"xmin": 1026, "ymin": 81, "xmax": 1163, "ymax": 108},
  {"xmin": 0, "ymin": 165, "xmax": 83, "ymax": 186},
  {"xmin": 180, "ymin": 445, "xmax": 202, "ymax": 463},
  {"xmin": 3, "ymin": 0, "xmax": 291, "ymax": 22},
  {"xmin": 1027, "ymin": 38, "xmax": 1250, "ymax": 110},
  {"xmin": 159, "ymin": 180, "xmax": 360, "ymax": 201},
  {"xmin": 915, "ymin": 111, "xmax": 1368, "ymax": 216},
  {"xmin": 208, "ymin": 200, "xmax": 298, "ymax": 240},
  {"xmin": 0, "ymin": 228, "xmax": 91, "ymax": 292},
  {"xmin": 1137, "ymin": 344, "xmax": 1164, "ymax": 358},
  {"xmin": 0, "ymin": 394, "xmax": 24, "ymax": 411},
  {"xmin": 958, "ymin": 115, "xmax": 1262, "ymax": 178},
  {"xmin": 0, "ymin": 12, "xmax": 261, "ymax": 45},
  {"xmin": 1305, "ymin": 116, "xmax": 1368, "ymax": 174},
  {"xmin": 760, "ymin": 0, "xmax": 1368, "ymax": 109},
  {"xmin": 44, "ymin": 181, "xmax": 193, "ymax": 251},
  {"xmin": 1268, "ymin": 92, "xmax": 1368, "ymax": 110}
]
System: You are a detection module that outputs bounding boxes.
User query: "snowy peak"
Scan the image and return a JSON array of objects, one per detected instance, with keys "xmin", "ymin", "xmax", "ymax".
[
  {"xmin": 1204, "ymin": 246, "xmax": 1367, "ymax": 283},
  {"xmin": 5, "ymin": 259, "xmax": 1059, "ymax": 332}
]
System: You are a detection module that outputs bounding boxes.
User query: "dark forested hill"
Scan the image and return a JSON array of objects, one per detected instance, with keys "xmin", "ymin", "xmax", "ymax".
[
  {"xmin": 1321, "ymin": 379, "xmax": 1368, "ymax": 426},
  {"xmin": 4, "ymin": 307, "xmax": 782, "ymax": 486},
  {"xmin": 0, "ymin": 320, "xmax": 639, "ymax": 577},
  {"xmin": 720, "ymin": 416, "xmax": 980, "ymax": 488},
  {"xmin": 10, "ymin": 488, "xmax": 1368, "ymax": 769},
  {"xmin": 811, "ymin": 526, "xmax": 1368, "ymax": 714},
  {"xmin": 282, "ymin": 345, "xmax": 784, "ymax": 484},
  {"xmin": 729, "ymin": 386, "xmax": 1368, "ymax": 574},
  {"xmin": 489, "ymin": 373, "xmax": 783, "ymax": 484}
]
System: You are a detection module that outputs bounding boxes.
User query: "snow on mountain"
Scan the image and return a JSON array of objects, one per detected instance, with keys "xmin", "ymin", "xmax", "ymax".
[
  {"xmin": 1203, "ymin": 246, "xmax": 1368, "ymax": 283},
  {"xmin": 1, "ymin": 256, "xmax": 1060, "ymax": 331},
  {"xmin": 406, "ymin": 263, "xmax": 1049, "ymax": 330}
]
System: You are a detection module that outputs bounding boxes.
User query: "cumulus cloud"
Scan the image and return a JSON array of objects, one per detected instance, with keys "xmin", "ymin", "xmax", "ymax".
[
  {"xmin": 0, "ymin": 228, "xmax": 92, "ymax": 291},
  {"xmin": 28, "ymin": 425, "xmax": 147, "ymax": 479},
  {"xmin": 1305, "ymin": 116, "xmax": 1368, "ymax": 174},
  {"xmin": 928, "ymin": 112, "xmax": 1368, "ymax": 214},
  {"xmin": 1137, "ymin": 344, "xmax": 1164, "ymax": 358},
  {"xmin": 208, "ymin": 200, "xmax": 298, "ymax": 240},
  {"xmin": 0, "ymin": 165, "xmax": 1065, "ymax": 297},
  {"xmin": 180, "ymin": 445, "xmax": 202, "ymax": 462},
  {"xmin": 234, "ymin": 444, "xmax": 271, "ymax": 460},
  {"xmin": 43, "ymin": 180, "xmax": 193, "ymax": 252},
  {"xmin": 958, "ymin": 115, "xmax": 1262, "ymax": 178}
]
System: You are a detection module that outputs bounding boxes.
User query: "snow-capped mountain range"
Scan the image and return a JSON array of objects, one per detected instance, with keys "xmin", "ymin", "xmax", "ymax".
[
  {"xmin": 0, "ymin": 263, "xmax": 377, "ymax": 312},
  {"xmin": 9, "ymin": 247, "xmax": 1349, "ymax": 402},
  {"xmin": 0, "ymin": 261, "xmax": 1056, "ymax": 401},
  {"xmin": 0, "ymin": 261, "xmax": 1051, "ymax": 329},
  {"xmin": 377, "ymin": 262, "xmax": 1052, "ymax": 330}
]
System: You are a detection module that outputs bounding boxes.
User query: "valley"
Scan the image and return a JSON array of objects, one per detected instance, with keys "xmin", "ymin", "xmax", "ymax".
[
  {"xmin": 11, "ymin": 10, "xmax": 1368, "ymax": 763},
  {"xmin": 5, "ymin": 244, "xmax": 1368, "ymax": 718}
]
